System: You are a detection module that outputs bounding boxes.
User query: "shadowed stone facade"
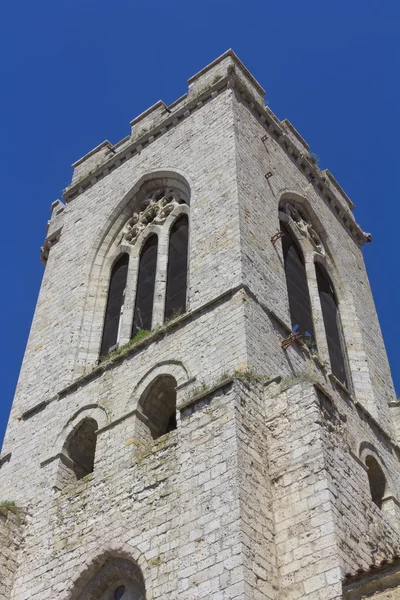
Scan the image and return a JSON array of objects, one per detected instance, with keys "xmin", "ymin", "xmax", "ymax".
[{"xmin": 1, "ymin": 50, "xmax": 400, "ymax": 599}]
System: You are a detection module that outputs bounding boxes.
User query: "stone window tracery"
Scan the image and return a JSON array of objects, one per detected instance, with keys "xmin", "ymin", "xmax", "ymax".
[
  {"xmin": 280, "ymin": 201, "xmax": 325, "ymax": 256},
  {"xmin": 99, "ymin": 180, "xmax": 190, "ymax": 359},
  {"xmin": 121, "ymin": 187, "xmax": 188, "ymax": 247}
]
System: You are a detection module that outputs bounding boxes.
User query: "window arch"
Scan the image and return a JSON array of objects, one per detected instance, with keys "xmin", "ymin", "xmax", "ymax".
[
  {"xmin": 72, "ymin": 557, "xmax": 146, "ymax": 600},
  {"xmin": 132, "ymin": 235, "xmax": 158, "ymax": 337},
  {"xmin": 280, "ymin": 221, "xmax": 314, "ymax": 341},
  {"xmin": 365, "ymin": 455, "xmax": 387, "ymax": 509},
  {"xmin": 100, "ymin": 254, "xmax": 129, "ymax": 358},
  {"xmin": 165, "ymin": 214, "xmax": 189, "ymax": 320},
  {"xmin": 139, "ymin": 375, "xmax": 177, "ymax": 440},
  {"xmin": 315, "ymin": 263, "xmax": 348, "ymax": 385},
  {"xmin": 62, "ymin": 418, "xmax": 98, "ymax": 482}
]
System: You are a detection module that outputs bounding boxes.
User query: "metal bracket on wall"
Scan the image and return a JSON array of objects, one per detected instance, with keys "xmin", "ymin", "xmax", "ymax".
[
  {"xmin": 281, "ymin": 332, "xmax": 302, "ymax": 350},
  {"xmin": 271, "ymin": 230, "xmax": 284, "ymax": 244}
]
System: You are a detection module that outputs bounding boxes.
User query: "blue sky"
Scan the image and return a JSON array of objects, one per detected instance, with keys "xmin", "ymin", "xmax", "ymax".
[{"xmin": 1, "ymin": 0, "xmax": 399, "ymax": 445}]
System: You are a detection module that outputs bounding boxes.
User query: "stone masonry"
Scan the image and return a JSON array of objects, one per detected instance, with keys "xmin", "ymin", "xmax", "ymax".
[{"xmin": 1, "ymin": 50, "xmax": 400, "ymax": 599}]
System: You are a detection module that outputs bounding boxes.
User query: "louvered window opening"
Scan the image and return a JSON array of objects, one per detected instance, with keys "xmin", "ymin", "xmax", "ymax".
[
  {"xmin": 132, "ymin": 235, "xmax": 158, "ymax": 337},
  {"xmin": 165, "ymin": 215, "xmax": 189, "ymax": 320},
  {"xmin": 100, "ymin": 254, "xmax": 129, "ymax": 357},
  {"xmin": 316, "ymin": 263, "xmax": 348, "ymax": 386},
  {"xmin": 281, "ymin": 223, "xmax": 314, "ymax": 340}
]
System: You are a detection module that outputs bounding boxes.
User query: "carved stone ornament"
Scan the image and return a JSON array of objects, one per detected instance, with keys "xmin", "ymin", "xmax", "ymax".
[
  {"xmin": 121, "ymin": 188, "xmax": 185, "ymax": 246},
  {"xmin": 283, "ymin": 202, "xmax": 325, "ymax": 255}
]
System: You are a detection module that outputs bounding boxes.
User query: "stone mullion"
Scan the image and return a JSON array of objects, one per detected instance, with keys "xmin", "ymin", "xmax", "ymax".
[
  {"xmin": 118, "ymin": 250, "xmax": 139, "ymax": 346},
  {"xmin": 152, "ymin": 227, "xmax": 169, "ymax": 329},
  {"xmin": 305, "ymin": 256, "xmax": 331, "ymax": 368}
]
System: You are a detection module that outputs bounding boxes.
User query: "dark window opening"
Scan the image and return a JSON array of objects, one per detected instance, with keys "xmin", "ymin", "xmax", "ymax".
[
  {"xmin": 100, "ymin": 254, "xmax": 129, "ymax": 358},
  {"xmin": 281, "ymin": 222, "xmax": 315, "ymax": 342},
  {"xmin": 132, "ymin": 235, "xmax": 158, "ymax": 337},
  {"xmin": 64, "ymin": 418, "xmax": 98, "ymax": 481},
  {"xmin": 140, "ymin": 375, "xmax": 177, "ymax": 440},
  {"xmin": 315, "ymin": 263, "xmax": 348, "ymax": 386},
  {"xmin": 165, "ymin": 215, "xmax": 189, "ymax": 321},
  {"xmin": 365, "ymin": 455, "xmax": 387, "ymax": 509},
  {"xmin": 114, "ymin": 586, "xmax": 126, "ymax": 600}
]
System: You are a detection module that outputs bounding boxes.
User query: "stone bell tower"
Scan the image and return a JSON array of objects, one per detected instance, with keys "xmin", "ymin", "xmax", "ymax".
[{"xmin": 1, "ymin": 50, "xmax": 400, "ymax": 600}]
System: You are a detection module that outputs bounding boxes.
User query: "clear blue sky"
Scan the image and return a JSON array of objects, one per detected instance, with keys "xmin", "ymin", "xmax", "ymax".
[{"xmin": 1, "ymin": 0, "xmax": 399, "ymax": 445}]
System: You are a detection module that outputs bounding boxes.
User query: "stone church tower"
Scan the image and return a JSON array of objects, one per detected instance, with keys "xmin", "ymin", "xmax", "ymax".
[{"xmin": 1, "ymin": 51, "xmax": 400, "ymax": 600}]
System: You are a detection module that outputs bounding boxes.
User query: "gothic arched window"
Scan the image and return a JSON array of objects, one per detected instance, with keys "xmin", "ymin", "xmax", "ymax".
[
  {"xmin": 365, "ymin": 455, "xmax": 387, "ymax": 509},
  {"xmin": 100, "ymin": 254, "xmax": 129, "ymax": 358},
  {"xmin": 281, "ymin": 222, "xmax": 314, "ymax": 341},
  {"xmin": 63, "ymin": 418, "xmax": 98, "ymax": 482},
  {"xmin": 132, "ymin": 235, "xmax": 158, "ymax": 337},
  {"xmin": 165, "ymin": 214, "xmax": 189, "ymax": 320},
  {"xmin": 315, "ymin": 263, "xmax": 348, "ymax": 386}
]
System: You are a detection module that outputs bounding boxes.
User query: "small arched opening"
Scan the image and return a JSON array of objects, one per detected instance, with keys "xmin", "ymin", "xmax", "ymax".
[
  {"xmin": 62, "ymin": 418, "xmax": 98, "ymax": 482},
  {"xmin": 139, "ymin": 375, "xmax": 177, "ymax": 440},
  {"xmin": 72, "ymin": 556, "xmax": 146, "ymax": 600},
  {"xmin": 365, "ymin": 455, "xmax": 387, "ymax": 509}
]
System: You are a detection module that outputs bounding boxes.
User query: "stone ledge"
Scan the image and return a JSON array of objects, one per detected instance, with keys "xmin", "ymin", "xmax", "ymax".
[{"xmin": 179, "ymin": 378, "xmax": 234, "ymax": 416}]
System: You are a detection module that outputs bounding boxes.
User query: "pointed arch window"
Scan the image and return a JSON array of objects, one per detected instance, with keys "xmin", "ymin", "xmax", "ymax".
[
  {"xmin": 132, "ymin": 235, "xmax": 158, "ymax": 337},
  {"xmin": 100, "ymin": 254, "xmax": 129, "ymax": 358},
  {"xmin": 281, "ymin": 222, "xmax": 314, "ymax": 341},
  {"xmin": 165, "ymin": 214, "xmax": 189, "ymax": 320},
  {"xmin": 316, "ymin": 263, "xmax": 348, "ymax": 386}
]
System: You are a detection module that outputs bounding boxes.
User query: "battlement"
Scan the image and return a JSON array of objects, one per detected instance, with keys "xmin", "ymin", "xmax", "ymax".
[{"xmin": 63, "ymin": 50, "xmax": 366, "ymax": 244}]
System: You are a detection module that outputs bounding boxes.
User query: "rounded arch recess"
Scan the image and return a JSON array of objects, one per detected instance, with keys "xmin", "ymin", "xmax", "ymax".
[
  {"xmin": 125, "ymin": 359, "xmax": 191, "ymax": 413},
  {"xmin": 66, "ymin": 547, "xmax": 149, "ymax": 600}
]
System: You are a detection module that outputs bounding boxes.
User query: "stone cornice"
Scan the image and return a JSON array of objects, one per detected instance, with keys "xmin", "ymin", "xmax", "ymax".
[{"xmin": 61, "ymin": 51, "xmax": 370, "ymax": 247}]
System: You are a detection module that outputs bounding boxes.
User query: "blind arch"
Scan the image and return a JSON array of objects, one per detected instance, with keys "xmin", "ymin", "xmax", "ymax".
[
  {"xmin": 100, "ymin": 254, "xmax": 129, "ymax": 357},
  {"xmin": 132, "ymin": 235, "xmax": 158, "ymax": 337},
  {"xmin": 165, "ymin": 214, "xmax": 189, "ymax": 320}
]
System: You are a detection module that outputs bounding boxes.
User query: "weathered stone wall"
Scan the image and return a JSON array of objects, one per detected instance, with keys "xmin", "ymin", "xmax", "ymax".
[
  {"xmin": 264, "ymin": 375, "xmax": 400, "ymax": 599},
  {"xmin": 232, "ymin": 89, "xmax": 396, "ymax": 431},
  {"xmin": 1, "ymin": 50, "xmax": 399, "ymax": 600},
  {"xmin": 0, "ymin": 509, "xmax": 23, "ymax": 600},
  {"xmin": 344, "ymin": 562, "xmax": 400, "ymax": 598}
]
